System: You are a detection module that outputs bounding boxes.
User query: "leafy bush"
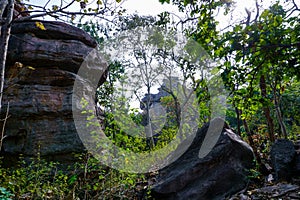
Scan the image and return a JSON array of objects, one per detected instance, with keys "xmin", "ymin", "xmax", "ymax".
[
  {"xmin": 0, "ymin": 187, "xmax": 14, "ymax": 200},
  {"xmin": 0, "ymin": 154, "xmax": 149, "ymax": 200}
]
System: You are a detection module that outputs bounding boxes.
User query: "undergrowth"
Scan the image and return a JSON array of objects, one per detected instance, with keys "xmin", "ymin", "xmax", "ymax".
[{"xmin": 0, "ymin": 153, "xmax": 151, "ymax": 200}]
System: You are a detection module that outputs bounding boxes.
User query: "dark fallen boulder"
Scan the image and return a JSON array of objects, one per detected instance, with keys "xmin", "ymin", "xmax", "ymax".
[
  {"xmin": 230, "ymin": 183, "xmax": 300, "ymax": 199},
  {"xmin": 270, "ymin": 139, "xmax": 296, "ymax": 181},
  {"xmin": 151, "ymin": 118, "xmax": 254, "ymax": 200},
  {"xmin": 293, "ymin": 140, "xmax": 300, "ymax": 177},
  {"xmin": 253, "ymin": 183, "xmax": 300, "ymax": 199}
]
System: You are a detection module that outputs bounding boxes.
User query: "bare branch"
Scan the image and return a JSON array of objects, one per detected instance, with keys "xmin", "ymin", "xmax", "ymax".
[
  {"xmin": 245, "ymin": 8, "xmax": 251, "ymax": 26},
  {"xmin": 292, "ymin": 0, "xmax": 299, "ymax": 10},
  {"xmin": 14, "ymin": 0, "xmax": 118, "ymax": 23},
  {"xmin": 286, "ymin": 0, "xmax": 300, "ymax": 18},
  {"xmin": 0, "ymin": 102, "xmax": 9, "ymax": 152},
  {"xmin": 253, "ymin": 0, "xmax": 260, "ymax": 22},
  {"xmin": 0, "ymin": 0, "xmax": 14, "ymax": 112}
]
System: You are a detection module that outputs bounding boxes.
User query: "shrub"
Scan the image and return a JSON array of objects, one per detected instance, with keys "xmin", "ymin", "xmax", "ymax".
[{"xmin": 0, "ymin": 154, "xmax": 149, "ymax": 200}]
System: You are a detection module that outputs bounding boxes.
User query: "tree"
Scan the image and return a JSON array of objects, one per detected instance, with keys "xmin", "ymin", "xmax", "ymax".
[
  {"xmin": 156, "ymin": 0, "xmax": 300, "ymax": 170},
  {"xmin": 94, "ymin": 13, "xmax": 209, "ymax": 152},
  {"xmin": 105, "ymin": 25, "xmax": 178, "ymax": 150},
  {"xmin": 218, "ymin": 1, "xmax": 299, "ymax": 140}
]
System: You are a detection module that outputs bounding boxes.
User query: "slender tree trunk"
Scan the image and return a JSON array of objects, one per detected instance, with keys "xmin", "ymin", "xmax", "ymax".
[
  {"xmin": 242, "ymin": 116, "xmax": 262, "ymax": 166},
  {"xmin": 234, "ymin": 84, "xmax": 241, "ymax": 136},
  {"xmin": 0, "ymin": 0, "xmax": 14, "ymax": 112},
  {"xmin": 259, "ymin": 75, "xmax": 275, "ymax": 142},
  {"xmin": 235, "ymin": 106, "xmax": 241, "ymax": 136},
  {"xmin": 146, "ymin": 86, "xmax": 155, "ymax": 149},
  {"xmin": 273, "ymin": 84, "xmax": 288, "ymax": 138},
  {"xmin": 242, "ymin": 117, "xmax": 255, "ymax": 149}
]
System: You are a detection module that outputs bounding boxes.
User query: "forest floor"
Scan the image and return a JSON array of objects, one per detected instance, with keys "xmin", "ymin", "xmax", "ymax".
[{"xmin": 229, "ymin": 180, "xmax": 300, "ymax": 200}]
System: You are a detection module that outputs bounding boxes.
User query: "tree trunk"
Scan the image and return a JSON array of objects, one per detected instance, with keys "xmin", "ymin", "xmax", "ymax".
[
  {"xmin": 242, "ymin": 116, "xmax": 262, "ymax": 166},
  {"xmin": 273, "ymin": 84, "xmax": 288, "ymax": 138},
  {"xmin": 235, "ymin": 106, "xmax": 241, "ymax": 136},
  {"xmin": 0, "ymin": 0, "xmax": 14, "ymax": 112},
  {"xmin": 259, "ymin": 75, "xmax": 275, "ymax": 142},
  {"xmin": 146, "ymin": 86, "xmax": 155, "ymax": 149}
]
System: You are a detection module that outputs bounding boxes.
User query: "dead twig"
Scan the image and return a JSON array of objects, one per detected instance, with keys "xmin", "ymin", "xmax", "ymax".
[{"xmin": 0, "ymin": 102, "xmax": 9, "ymax": 151}]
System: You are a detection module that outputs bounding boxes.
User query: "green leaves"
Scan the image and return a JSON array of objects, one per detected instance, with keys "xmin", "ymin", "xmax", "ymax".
[
  {"xmin": 159, "ymin": 0, "xmax": 170, "ymax": 3},
  {"xmin": 52, "ymin": 5, "xmax": 59, "ymax": 11},
  {"xmin": 215, "ymin": 1, "xmax": 300, "ymax": 140},
  {"xmin": 0, "ymin": 187, "xmax": 13, "ymax": 200}
]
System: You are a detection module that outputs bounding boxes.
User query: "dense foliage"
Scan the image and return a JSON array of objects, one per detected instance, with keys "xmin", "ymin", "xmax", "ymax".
[
  {"xmin": 0, "ymin": 154, "xmax": 148, "ymax": 199},
  {"xmin": 0, "ymin": 0, "xmax": 299, "ymax": 199}
]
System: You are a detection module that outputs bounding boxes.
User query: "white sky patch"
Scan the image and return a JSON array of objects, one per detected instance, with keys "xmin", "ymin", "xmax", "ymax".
[
  {"xmin": 121, "ymin": 0, "xmax": 180, "ymax": 16},
  {"xmin": 28, "ymin": 0, "xmax": 278, "ymax": 31}
]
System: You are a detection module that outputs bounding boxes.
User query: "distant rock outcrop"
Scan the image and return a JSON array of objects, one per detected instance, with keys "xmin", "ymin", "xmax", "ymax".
[
  {"xmin": 151, "ymin": 118, "xmax": 254, "ymax": 200},
  {"xmin": 140, "ymin": 77, "xmax": 181, "ymax": 138},
  {"xmin": 1, "ymin": 20, "xmax": 106, "ymax": 161}
]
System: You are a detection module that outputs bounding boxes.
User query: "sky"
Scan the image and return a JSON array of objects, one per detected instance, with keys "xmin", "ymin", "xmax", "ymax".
[
  {"xmin": 119, "ymin": 0, "xmax": 300, "ymax": 32},
  {"xmin": 28, "ymin": 0, "xmax": 273, "ymax": 29},
  {"xmin": 29, "ymin": 0, "xmax": 300, "ymax": 33},
  {"xmin": 121, "ymin": 0, "xmax": 180, "ymax": 15}
]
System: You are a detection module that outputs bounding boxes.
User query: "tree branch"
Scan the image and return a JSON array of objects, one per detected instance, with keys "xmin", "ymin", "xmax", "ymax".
[
  {"xmin": 0, "ymin": 0, "xmax": 14, "ymax": 112},
  {"xmin": 0, "ymin": 102, "xmax": 9, "ymax": 152}
]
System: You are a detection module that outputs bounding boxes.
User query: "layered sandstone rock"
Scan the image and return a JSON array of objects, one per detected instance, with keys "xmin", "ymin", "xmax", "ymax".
[{"xmin": 1, "ymin": 20, "xmax": 106, "ymax": 161}]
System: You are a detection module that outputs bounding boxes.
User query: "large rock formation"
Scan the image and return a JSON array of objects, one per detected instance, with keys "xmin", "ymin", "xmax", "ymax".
[
  {"xmin": 151, "ymin": 118, "xmax": 254, "ymax": 200},
  {"xmin": 0, "ymin": 20, "xmax": 106, "ymax": 161}
]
